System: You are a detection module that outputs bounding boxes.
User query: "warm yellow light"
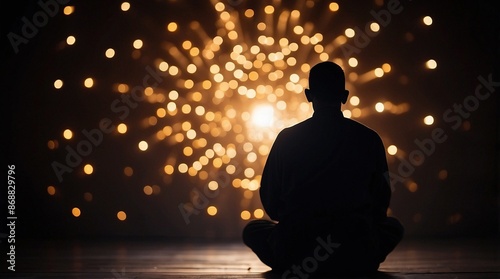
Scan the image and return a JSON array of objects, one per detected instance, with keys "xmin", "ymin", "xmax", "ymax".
[
  {"xmin": 72, "ymin": 207, "xmax": 81, "ymax": 217},
  {"xmin": 47, "ymin": 186, "xmax": 56, "ymax": 196},
  {"xmin": 294, "ymin": 26, "xmax": 304, "ymax": 35},
  {"xmin": 143, "ymin": 185, "xmax": 153, "ymax": 195},
  {"xmin": 423, "ymin": 16, "xmax": 433, "ymax": 26},
  {"xmin": 138, "ymin": 141, "xmax": 148, "ymax": 151},
  {"xmin": 66, "ymin": 35, "xmax": 76, "ymax": 45},
  {"xmin": 164, "ymin": 165, "xmax": 174, "ymax": 175},
  {"xmin": 181, "ymin": 104, "xmax": 191, "ymax": 114},
  {"xmin": 187, "ymin": 64, "xmax": 197, "ymax": 74},
  {"xmin": 264, "ymin": 5, "xmax": 274, "ymax": 14},
  {"xmin": 348, "ymin": 57, "xmax": 358, "ymax": 67},
  {"xmin": 251, "ymin": 105, "xmax": 274, "ymax": 127},
  {"xmin": 83, "ymin": 164, "xmax": 93, "ymax": 175},
  {"xmin": 258, "ymin": 145, "xmax": 270, "ymax": 156},
  {"xmin": 54, "ymin": 79, "xmax": 63, "ymax": 89},
  {"xmin": 424, "ymin": 115, "xmax": 434, "ymax": 125},
  {"xmin": 290, "ymin": 10, "xmax": 300, "ymax": 19},
  {"xmin": 184, "ymin": 79, "xmax": 194, "ymax": 89},
  {"xmin": 375, "ymin": 102, "xmax": 385, "ymax": 112},
  {"xmin": 207, "ymin": 206, "xmax": 217, "ymax": 216},
  {"xmin": 208, "ymin": 181, "xmax": 219, "ymax": 191},
  {"xmin": 183, "ymin": 146, "xmax": 193, "ymax": 156},
  {"xmin": 319, "ymin": 53, "xmax": 329, "ymax": 61},
  {"xmin": 117, "ymin": 123, "xmax": 127, "ymax": 134},
  {"xmin": 105, "ymin": 48, "xmax": 115, "ymax": 58},
  {"xmin": 215, "ymin": 2, "xmax": 225, "ymax": 12},
  {"xmin": 186, "ymin": 129, "xmax": 197, "ymax": 140},
  {"xmin": 159, "ymin": 61, "xmax": 169, "ymax": 72},
  {"xmin": 352, "ymin": 108, "xmax": 361, "ymax": 118},
  {"xmin": 63, "ymin": 129, "xmax": 73, "ymax": 139},
  {"xmin": 382, "ymin": 63, "xmax": 392, "ymax": 73},
  {"xmin": 244, "ymin": 9, "xmax": 254, "ymax": 18},
  {"xmin": 148, "ymin": 116, "xmax": 157, "ymax": 126},
  {"xmin": 370, "ymin": 22, "xmax": 380, "ymax": 32},
  {"xmin": 241, "ymin": 210, "xmax": 251, "ymax": 220},
  {"xmin": 182, "ymin": 40, "xmax": 192, "ymax": 50},
  {"xmin": 228, "ymin": 30, "xmax": 238, "ymax": 40},
  {"xmin": 387, "ymin": 145, "xmax": 398, "ymax": 155},
  {"xmin": 133, "ymin": 39, "xmax": 143, "ymax": 49},
  {"xmin": 329, "ymin": 2, "xmax": 339, "ymax": 12},
  {"xmin": 167, "ymin": 22, "xmax": 178, "ymax": 32},
  {"xmin": 426, "ymin": 59, "xmax": 437, "ymax": 69},
  {"xmin": 121, "ymin": 2, "xmax": 130, "ymax": 11},
  {"xmin": 117, "ymin": 211, "xmax": 127, "ymax": 221},
  {"xmin": 225, "ymin": 21, "xmax": 235, "ymax": 30},
  {"xmin": 84, "ymin": 77, "xmax": 94, "ymax": 88},
  {"xmin": 349, "ymin": 96, "xmax": 360, "ymax": 106},
  {"xmin": 374, "ymin": 68, "xmax": 384, "ymax": 77},
  {"xmin": 254, "ymin": 209, "xmax": 264, "ymax": 219},
  {"xmin": 63, "ymin": 6, "xmax": 75, "ymax": 15},
  {"xmin": 168, "ymin": 90, "xmax": 179, "ymax": 100},
  {"xmin": 156, "ymin": 108, "xmax": 167, "ymax": 118},
  {"xmin": 244, "ymin": 168, "xmax": 255, "ymax": 178},
  {"xmin": 178, "ymin": 163, "xmax": 188, "ymax": 173},
  {"xmin": 244, "ymin": 190, "xmax": 253, "ymax": 199},
  {"xmin": 276, "ymin": 100, "xmax": 286, "ymax": 110},
  {"xmin": 175, "ymin": 133, "xmax": 184, "ymax": 143},
  {"xmin": 345, "ymin": 28, "xmax": 355, "ymax": 38}
]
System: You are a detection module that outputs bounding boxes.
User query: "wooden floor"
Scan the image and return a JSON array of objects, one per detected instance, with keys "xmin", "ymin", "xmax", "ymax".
[{"xmin": 1, "ymin": 236, "xmax": 499, "ymax": 278}]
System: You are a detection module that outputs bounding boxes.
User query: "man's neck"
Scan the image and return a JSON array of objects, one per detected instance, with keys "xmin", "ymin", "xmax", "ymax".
[{"xmin": 312, "ymin": 101, "xmax": 341, "ymax": 112}]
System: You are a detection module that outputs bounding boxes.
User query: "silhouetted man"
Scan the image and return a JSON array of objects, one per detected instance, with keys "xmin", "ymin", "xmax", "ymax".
[{"xmin": 242, "ymin": 61, "xmax": 404, "ymax": 277}]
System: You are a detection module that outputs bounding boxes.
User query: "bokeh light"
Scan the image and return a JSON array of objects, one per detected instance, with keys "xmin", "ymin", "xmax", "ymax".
[
  {"xmin": 72, "ymin": 207, "xmax": 81, "ymax": 217},
  {"xmin": 424, "ymin": 115, "xmax": 435, "ymax": 125},
  {"xmin": 207, "ymin": 206, "xmax": 218, "ymax": 216},
  {"xmin": 66, "ymin": 35, "xmax": 76, "ymax": 45},
  {"xmin": 47, "ymin": 186, "xmax": 56, "ymax": 196},
  {"xmin": 54, "ymin": 79, "xmax": 63, "ymax": 89},
  {"xmin": 423, "ymin": 16, "xmax": 433, "ymax": 26},
  {"xmin": 63, "ymin": 6, "xmax": 75, "ymax": 15},
  {"xmin": 83, "ymin": 164, "xmax": 94, "ymax": 175},
  {"xmin": 426, "ymin": 59, "xmax": 437, "ymax": 69},
  {"xmin": 117, "ymin": 211, "xmax": 127, "ymax": 221},
  {"xmin": 48, "ymin": 1, "xmax": 405, "ymax": 230},
  {"xmin": 121, "ymin": 2, "xmax": 131, "ymax": 12},
  {"xmin": 387, "ymin": 145, "xmax": 398, "ymax": 155},
  {"xmin": 63, "ymin": 129, "xmax": 73, "ymax": 140},
  {"xmin": 13, "ymin": 0, "xmax": 490, "ymax": 238}
]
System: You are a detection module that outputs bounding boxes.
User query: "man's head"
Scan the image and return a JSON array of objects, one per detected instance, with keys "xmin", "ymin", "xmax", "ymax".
[{"xmin": 305, "ymin": 61, "xmax": 349, "ymax": 104}]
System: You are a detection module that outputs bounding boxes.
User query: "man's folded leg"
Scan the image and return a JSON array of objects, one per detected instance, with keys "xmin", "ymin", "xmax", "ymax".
[
  {"xmin": 377, "ymin": 216, "xmax": 405, "ymax": 263},
  {"xmin": 242, "ymin": 219, "xmax": 277, "ymax": 268}
]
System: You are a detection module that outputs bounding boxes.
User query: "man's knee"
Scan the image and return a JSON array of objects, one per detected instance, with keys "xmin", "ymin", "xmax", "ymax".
[
  {"xmin": 242, "ymin": 219, "xmax": 276, "ymax": 247},
  {"xmin": 242, "ymin": 222, "xmax": 254, "ymax": 246},
  {"xmin": 386, "ymin": 217, "xmax": 404, "ymax": 241}
]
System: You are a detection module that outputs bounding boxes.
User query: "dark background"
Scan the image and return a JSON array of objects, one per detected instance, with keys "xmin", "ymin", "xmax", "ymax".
[{"xmin": 3, "ymin": 0, "xmax": 499, "ymax": 241}]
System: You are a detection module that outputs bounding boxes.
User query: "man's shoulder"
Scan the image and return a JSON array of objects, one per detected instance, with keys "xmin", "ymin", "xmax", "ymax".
[
  {"xmin": 343, "ymin": 118, "xmax": 382, "ymax": 139},
  {"xmin": 279, "ymin": 118, "xmax": 313, "ymax": 134}
]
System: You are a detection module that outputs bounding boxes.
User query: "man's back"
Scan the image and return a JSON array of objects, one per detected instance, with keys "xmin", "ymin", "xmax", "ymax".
[{"xmin": 260, "ymin": 108, "xmax": 390, "ymax": 224}]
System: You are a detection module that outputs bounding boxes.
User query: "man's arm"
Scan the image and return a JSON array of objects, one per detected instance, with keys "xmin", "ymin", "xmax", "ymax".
[
  {"xmin": 372, "ymin": 134, "xmax": 391, "ymax": 222},
  {"xmin": 259, "ymin": 134, "xmax": 283, "ymax": 221}
]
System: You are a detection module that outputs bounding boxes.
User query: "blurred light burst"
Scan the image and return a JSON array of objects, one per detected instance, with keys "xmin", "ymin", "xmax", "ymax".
[{"xmin": 48, "ymin": 0, "xmax": 418, "ymax": 224}]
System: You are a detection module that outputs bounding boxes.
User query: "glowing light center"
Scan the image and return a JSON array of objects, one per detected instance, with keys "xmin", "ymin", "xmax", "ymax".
[{"xmin": 251, "ymin": 105, "xmax": 275, "ymax": 127}]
